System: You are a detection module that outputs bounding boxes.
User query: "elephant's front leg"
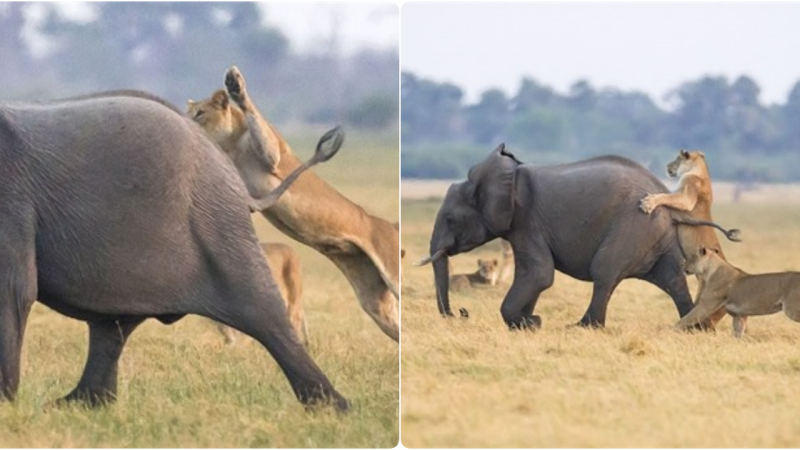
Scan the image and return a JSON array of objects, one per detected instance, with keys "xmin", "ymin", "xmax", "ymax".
[
  {"xmin": 499, "ymin": 246, "xmax": 554, "ymax": 330},
  {"xmin": 60, "ymin": 318, "xmax": 144, "ymax": 407},
  {"xmin": 0, "ymin": 222, "xmax": 37, "ymax": 401}
]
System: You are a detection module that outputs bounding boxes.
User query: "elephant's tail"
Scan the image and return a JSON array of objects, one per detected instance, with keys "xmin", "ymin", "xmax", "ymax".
[{"xmin": 671, "ymin": 215, "xmax": 742, "ymax": 242}]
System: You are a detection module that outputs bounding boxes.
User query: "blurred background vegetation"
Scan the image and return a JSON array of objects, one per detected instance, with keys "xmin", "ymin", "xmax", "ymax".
[
  {"xmin": 0, "ymin": 2, "xmax": 398, "ymax": 132},
  {"xmin": 402, "ymin": 71, "xmax": 800, "ymax": 182}
]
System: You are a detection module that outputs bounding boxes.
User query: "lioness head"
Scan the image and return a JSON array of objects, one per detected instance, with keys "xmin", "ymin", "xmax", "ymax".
[
  {"xmin": 477, "ymin": 259, "xmax": 499, "ymax": 285},
  {"xmin": 667, "ymin": 149, "xmax": 707, "ymax": 178},
  {"xmin": 186, "ymin": 90, "xmax": 241, "ymax": 144},
  {"xmin": 685, "ymin": 247, "xmax": 722, "ymax": 276}
]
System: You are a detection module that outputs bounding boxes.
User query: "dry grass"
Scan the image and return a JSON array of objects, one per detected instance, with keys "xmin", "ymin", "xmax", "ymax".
[
  {"xmin": 401, "ymin": 185, "xmax": 800, "ymax": 448},
  {"xmin": 0, "ymin": 131, "xmax": 399, "ymax": 448}
]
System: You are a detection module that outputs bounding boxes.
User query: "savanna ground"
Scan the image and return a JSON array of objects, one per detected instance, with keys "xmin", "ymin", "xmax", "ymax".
[
  {"xmin": 401, "ymin": 180, "xmax": 800, "ymax": 448},
  {"xmin": 0, "ymin": 131, "xmax": 399, "ymax": 448}
]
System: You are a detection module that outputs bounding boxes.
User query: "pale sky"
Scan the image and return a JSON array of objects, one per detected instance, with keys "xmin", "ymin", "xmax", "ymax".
[
  {"xmin": 401, "ymin": 2, "xmax": 800, "ymax": 107},
  {"xmin": 28, "ymin": 2, "xmax": 399, "ymax": 58},
  {"xmin": 260, "ymin": 2, "xmax": 399, "ymax": 55}
]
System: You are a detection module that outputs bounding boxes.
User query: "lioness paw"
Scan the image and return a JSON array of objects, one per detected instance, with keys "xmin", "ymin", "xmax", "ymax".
[
  {"xmin": 224, "ymin": 66, "xmax": 247, "ymax": 105},
  {"xmin": 639, "ymin": 196, "xmax": 658, "ymax": 214}
]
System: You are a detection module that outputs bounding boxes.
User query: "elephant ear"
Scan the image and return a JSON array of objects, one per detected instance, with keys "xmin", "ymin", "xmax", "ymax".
[{"xmin": 467, "ymin": 143, "xmax": 522, "ymax": 235}]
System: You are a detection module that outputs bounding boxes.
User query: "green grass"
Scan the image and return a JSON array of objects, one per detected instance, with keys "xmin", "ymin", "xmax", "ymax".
[
  {"xmin": 401, "ymin": 189, "xmax": 800, "ymax": 448},
  {"xmin": 0, "ymin": 130, "xmax": 399, "ymax": 448}
]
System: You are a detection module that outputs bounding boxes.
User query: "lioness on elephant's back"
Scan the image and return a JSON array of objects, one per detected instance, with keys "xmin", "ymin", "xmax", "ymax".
[{"xmin": 0, "ymin": 91, "xmax": 347, "ymax": 410}]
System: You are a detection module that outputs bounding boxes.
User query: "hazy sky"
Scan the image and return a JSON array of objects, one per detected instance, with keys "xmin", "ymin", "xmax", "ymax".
[
  {"xmin": 401, "ymin": 2, "xmax": 800, "ymax": 106},
  {"xmin": 260, "ymin": 2, "xmax": 398, "ymax": 55}
]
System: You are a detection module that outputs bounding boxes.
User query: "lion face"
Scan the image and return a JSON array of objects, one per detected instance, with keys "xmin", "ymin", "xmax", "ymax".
[
  {"xmin": 186, "ymin": 90, "xmax": 236, "ymax": 143},
  {"xmin": 685, "ymin": 247, "xmax": 721, "ymax": 275},
  {"xmin": 666, "ymin": 149, "xmax": 706, "ymax": 178},
  {"xmin": 477, "ymin": 259, "xmax": 499, "ymax": 285}
]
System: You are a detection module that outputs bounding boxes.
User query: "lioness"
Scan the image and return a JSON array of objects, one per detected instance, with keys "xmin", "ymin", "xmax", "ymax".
[
  {"xmin": 677, "ymin": 247, "xmax": 800, "ymax": 337},
  {"xmin": 640, "ymin": 149, "xmax": 735, "ymax": 329},
  {"xmin": 188, "ymin": 67, "xmax": 399, "ymax": 341},
  {"xmin": 450, "ymin": 259, "xmax": 500, "ymax": 291},
  {"xmin": 217, "ymin": 242, "xmax": 307, "ymax": 345},
  {"xmin": 498, "ymin": 239, "xmax": 514, "ymax": 283}
]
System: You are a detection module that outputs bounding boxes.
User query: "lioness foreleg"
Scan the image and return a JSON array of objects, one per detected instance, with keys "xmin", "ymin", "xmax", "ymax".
[
  {"xmin": 640, "ymin": 191, "xmax": 698, "ymax": 215},
  {"xmin": 676, "ymin": 293, "xmax": 727, "ymax": 331},
  {"xmin": 224, "ymin": 66, "xmax": 282, "ymax": 171}
]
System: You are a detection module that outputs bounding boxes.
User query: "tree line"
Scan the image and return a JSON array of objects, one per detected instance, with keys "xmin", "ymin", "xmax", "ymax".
[
  {"xmin": 0, "ymin": 3, "xmax": 398, "ymax": 131},
  {"xmin": 402, "ymin": 71, "xmax": 800, "ymax": 181}
]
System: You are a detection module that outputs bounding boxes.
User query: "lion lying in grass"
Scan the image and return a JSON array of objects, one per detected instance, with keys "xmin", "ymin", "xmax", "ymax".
[
  {"xmin": 450, "ymin": 259, "xmax": 500, "ymax": 291},
  {"xmin": 677, "ymin": 247, "xmax": 800, "ymax": 337},
  {"xmin": 188, "ymin": 66, "xmax": 399, "ymax": 341}
]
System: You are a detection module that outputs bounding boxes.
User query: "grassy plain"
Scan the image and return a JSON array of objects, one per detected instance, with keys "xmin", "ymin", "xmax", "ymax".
[
  {"xmin": 0, "ymin": 131, "xmax": 399, "ymax": 448},
  {"xmin": 401, "ymin": 182, "xmax": 800, "ymax": 448}
]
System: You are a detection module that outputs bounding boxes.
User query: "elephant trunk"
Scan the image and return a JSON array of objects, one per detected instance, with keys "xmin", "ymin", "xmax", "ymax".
[{"xmin": 432, "ymin": 254, "xmax": 453, "ymax": 317}]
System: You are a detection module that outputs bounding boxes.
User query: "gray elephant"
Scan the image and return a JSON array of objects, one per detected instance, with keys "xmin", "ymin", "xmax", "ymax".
[
  {"xmin": 419, "ymin": 144, "xmax": 739, "ymax": 329},
  {"xmin": 0, "ymin": 90, "xmax": 347, "ymax": 410}
]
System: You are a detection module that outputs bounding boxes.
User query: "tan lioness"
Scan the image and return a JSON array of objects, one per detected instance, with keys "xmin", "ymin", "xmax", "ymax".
[
  {"xmin": 677, "ymin": 247, "xmax": 800, "ymax": 337},
  {"xmin": 216, "ymin": 242, "xmax": 306, "ymax": 345},
  {"xmin": 188, "ymin": 66, "xmax": 399, "ymax": 341},
  {"xmin": 450, "ymin": 259, "xmax": 500, "ymax": 291},
  {"xmin": 639, "ymin": 149, "xmax": 735, "ymax": 329},
  {"xmin": 498, "ymin": 239, "xmax": 514, "ymax": 283}
]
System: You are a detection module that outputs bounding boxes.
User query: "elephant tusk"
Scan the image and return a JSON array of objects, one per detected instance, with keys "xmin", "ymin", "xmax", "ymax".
[{"xmin": 414, "ymin": 249, "xmax": 445, "ymax": 266}]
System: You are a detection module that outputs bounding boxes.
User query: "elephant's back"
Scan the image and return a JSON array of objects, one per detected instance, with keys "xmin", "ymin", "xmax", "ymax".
[
  {"xmin": 517, "ymin": 155, "xmax": 676, "ymax": 279},
  {"xmin": 530, "ymin": 155, "xmax": 667, "ymax": 195}
]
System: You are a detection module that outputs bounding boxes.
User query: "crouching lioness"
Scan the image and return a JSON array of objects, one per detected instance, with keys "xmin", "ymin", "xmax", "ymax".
[{"xmin": 677, "ymin": 247, "xmax": 800, "ymax": 337}]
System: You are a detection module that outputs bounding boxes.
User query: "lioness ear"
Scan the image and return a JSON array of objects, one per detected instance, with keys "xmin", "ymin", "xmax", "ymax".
[
  {"xmin": 698, "ymin": 151, "xmax": 706, "ymax": 159},
  {"xmin": 680, "ymin": 149, "xmax": 689, "ymax": 159},
  {"xmin": 211, "ymin": 90, "xmax": 229, "ymax": 110},
  {"xmin": 187, "ymin": 99, "xmax": 196, "ymax": 107}
]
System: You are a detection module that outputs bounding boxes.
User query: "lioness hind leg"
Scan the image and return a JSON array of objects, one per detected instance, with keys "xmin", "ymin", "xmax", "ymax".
[
  {"xmin": 731, "ymin": 314, "xmax": 748, "ymax": 338},
  {"xmin": 331, "ymin": 253, "xmax": 399, "ymax": 341}
]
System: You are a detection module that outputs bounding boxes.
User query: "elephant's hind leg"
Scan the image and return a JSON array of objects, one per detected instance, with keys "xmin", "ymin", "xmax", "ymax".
[
  {"xmin": 60, "ymin": 318, "xmax": 144, "ymax": 406},
  {"xmin": 330, "ymin": 252, "xmax": 399, "ymax": 341},
  {"xmin": 577, "ymin": 279, "xmax": 622, "ymax": 328},
  {"xmin": 642, "ymin": 251, "xmax": 708, "ymax": 326}
]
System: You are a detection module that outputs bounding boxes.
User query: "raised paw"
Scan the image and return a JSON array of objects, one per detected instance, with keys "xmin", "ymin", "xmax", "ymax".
[
  {"xmin": 639, "ymin": 195, "xmax": 659, "ymax": 214},
  {"xmin": 224, "ymin": 66, "xmax": 247, "ymax": 106}
]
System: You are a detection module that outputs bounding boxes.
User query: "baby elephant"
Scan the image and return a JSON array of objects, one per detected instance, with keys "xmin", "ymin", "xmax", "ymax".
[
  {"xmin": 677, "ymin": 247, "xmax": 800, "ymax": 337},
  {"xmin": 450, "ymin": 259, "xmax": 499, "ymax": 292},
  {"xmin": 218, "ymin": 243, "xmax": 307, "ymax": 345}
]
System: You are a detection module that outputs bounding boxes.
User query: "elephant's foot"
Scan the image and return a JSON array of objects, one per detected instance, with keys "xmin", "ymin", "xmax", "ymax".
[
  {"xmin": 574, "ymin": 317, "xmax": 605, "ymax": 329},
  {"xmin": 55, "ymin": 388, "xmax": 116, "ymax": 408},
  {"xmin": 507, "ymin": 314, "xmax": 542, "ymax": 331}
]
